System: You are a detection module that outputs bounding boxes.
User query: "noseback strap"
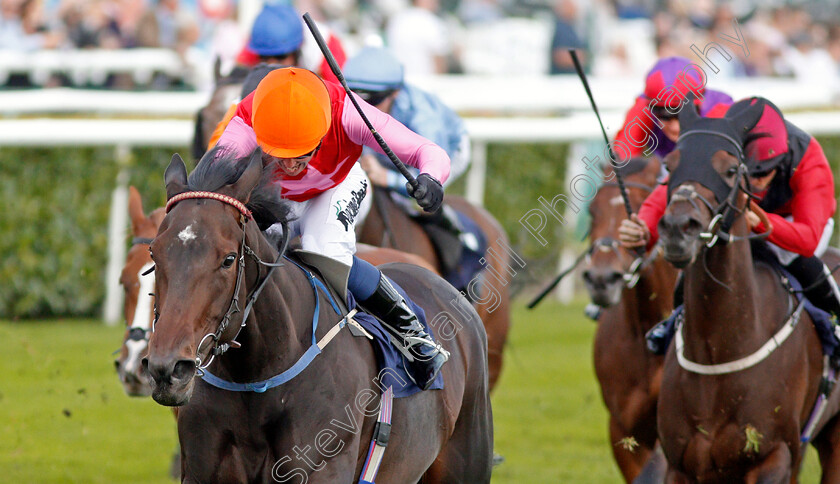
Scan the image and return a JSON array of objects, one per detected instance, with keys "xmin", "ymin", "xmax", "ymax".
[{"xmin": 166, "ymin": 191, "xmax": 252, "ymax": 218}]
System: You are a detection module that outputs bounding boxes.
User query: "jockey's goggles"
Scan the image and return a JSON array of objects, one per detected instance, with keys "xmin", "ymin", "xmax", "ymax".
[{"xmin": 353, "ymin": 89, "xmax": 397, "ymax": 106}]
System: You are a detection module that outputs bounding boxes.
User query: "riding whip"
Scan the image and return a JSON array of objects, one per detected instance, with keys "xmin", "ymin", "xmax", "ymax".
[
  {"xmin": 302, "ymin": 13, "xmax": 419, "ymax": 191},
  {"xmin": 527, "ymin": 249, "xmax": 589, "ymax": 309},
  {"xmin": 570, "ymin": 49, "xmax": 644, "ymax": 257},
  {"xmin": 569, "ymin": 49, "xmax": 634, "ymax": 220}
]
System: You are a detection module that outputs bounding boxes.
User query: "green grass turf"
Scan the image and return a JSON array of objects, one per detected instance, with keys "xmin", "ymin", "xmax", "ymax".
[{"xmin": 0, "ymin": 300, "xmax": 823, "ymax": 483}]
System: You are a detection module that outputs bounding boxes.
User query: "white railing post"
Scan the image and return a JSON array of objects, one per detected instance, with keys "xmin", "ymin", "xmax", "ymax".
[
  {"xmin": 103, "ymin": 144, "xmax": 131, "ymax": 325},
  {"xmin": 466, "ymin": 139, "xmax": 487, "ymax": 206}
]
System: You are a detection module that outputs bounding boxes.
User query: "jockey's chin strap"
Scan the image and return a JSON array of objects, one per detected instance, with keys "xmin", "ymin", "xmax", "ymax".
[{"xmin": 161, "ymin": 191, "xmax": 288, "ymax": 376}]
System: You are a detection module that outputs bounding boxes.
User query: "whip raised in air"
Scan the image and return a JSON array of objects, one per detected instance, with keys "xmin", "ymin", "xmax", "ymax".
[
  {"xmin": 302, "ymin": 13, "xmax": 419, "ymax": 192},
  {"xmin": 569, "ymin": 49, "xmax": 634, "ymax": 220}
]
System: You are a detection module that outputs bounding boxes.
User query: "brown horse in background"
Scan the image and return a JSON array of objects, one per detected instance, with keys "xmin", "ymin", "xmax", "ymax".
[
  {"xmin": 656, "ymin": 103, "xmax": 840, "ymax": 482},
  {"xmin": 115, "ymin": 186, "xmax": 165, "ymax": 397},
  {"xmin": 582, "ymin": 158, "xmax": 677, "ymax": 482},
  {"xmin": 144, "ymin": 152, "xmax": 493, "ymax": 482},
  {"xmin": 359, "ymin": 188, "xmax": 515, "ymax": 391}
]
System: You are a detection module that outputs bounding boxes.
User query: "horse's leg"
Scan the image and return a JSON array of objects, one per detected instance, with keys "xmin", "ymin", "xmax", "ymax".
[
  {"xmin": 421, "ymin": 397, "xmax": 493, "ymax": 484},
  {"xmin": 813, "ymin": 414, "xmax": 840, "ymax": 484},
  {"xmin": 664, "ymin": 466, "xmax": 690, "ymax": 484},
  {"xmin": 609, "ymin": 416, "xmax": 652, "ymax": 483},
  {"xmin": 743, "ymin": 445, "xmax": 792, "ymax": 484}
]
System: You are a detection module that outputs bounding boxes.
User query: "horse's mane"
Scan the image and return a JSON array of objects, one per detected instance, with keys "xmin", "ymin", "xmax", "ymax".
[{"xmin": 188, "ymin": 147, "xmax": 293, "ymax": 230}]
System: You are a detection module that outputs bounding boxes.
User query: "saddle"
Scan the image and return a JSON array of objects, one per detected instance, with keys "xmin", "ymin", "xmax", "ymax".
[
  {"xmin": 290, "ymin": 250, "xmax": 444, "ymax": 397},
  {"xmin": 402, "ymin": 201, "xmax": 489, "ymax": 292}
]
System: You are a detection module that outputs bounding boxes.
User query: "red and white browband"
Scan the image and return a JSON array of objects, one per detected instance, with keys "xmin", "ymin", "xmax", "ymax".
[{"xmin": 165, "ymin": 191, "xmax": 252, "ymax": 218}]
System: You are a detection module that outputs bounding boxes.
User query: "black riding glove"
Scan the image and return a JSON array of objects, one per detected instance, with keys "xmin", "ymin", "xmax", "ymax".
[{"xmin": 406, "ymin": 174, "xmax": 444, "ymax": 213}]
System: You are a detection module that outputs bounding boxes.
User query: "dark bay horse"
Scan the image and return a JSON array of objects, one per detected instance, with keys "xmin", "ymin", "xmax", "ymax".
[
  {"xmin": 583, "ymin": 158, "xmax": 678, "ymax": 482},
  {"xmin": 359, "ymin": 188, "xmax": 514, "ymax": 391},
  {"xmin": 656, "ymin": 102, "xmax": 840, "ymax": 482},
  {"xmin": 114, "ymin": 189, "xmax": 437, "ymax": 398},
  {"xmin": 144, "ymin": 151, "xmax": 493, "ymax": 482}
]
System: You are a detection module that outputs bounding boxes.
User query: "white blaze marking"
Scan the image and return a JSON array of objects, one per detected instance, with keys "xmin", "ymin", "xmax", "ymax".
[
  {"xmin": 178, "ymin": 225, "xmax": 197, "ymax": 243},
  {"xmin": 125, "ymin": 262, "xmax": 154, "ymax": 374},
  {"xmin": 609, "ymin": 196, "xmax": 624, "ymax": 206}
]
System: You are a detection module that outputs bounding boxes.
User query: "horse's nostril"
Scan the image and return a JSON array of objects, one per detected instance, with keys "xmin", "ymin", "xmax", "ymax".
[
  {"xmin": 114, "ymin": 359, "xmax": 121, "ymax": 372},
  {"xmin": 582, "ymin": 271, "xmax": 593, "ymax": 284},
  {"xmin": 684, "ymin": 217, "xmax": 703, "ymax": 234},
  {"xmin": 608, "ymin": 272, "xmax": 623, "ymax": 284},
  {"xmin": 172, "ymin": 360, "xmax": 197, "ymax": 381}
]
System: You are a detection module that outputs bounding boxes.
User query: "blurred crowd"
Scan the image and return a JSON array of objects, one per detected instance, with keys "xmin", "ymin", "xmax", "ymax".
[{"xmin": 2, "ymin": 0, "xmax": 840, "ymax": 89}]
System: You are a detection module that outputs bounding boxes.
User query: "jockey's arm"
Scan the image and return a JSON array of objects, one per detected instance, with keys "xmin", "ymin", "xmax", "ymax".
[
  {"xmin": 342, "ymin": 92, "xmax": 451, "ymax": 185},
  {"xmin": 755, "ymin": 139, "xmax": 837, "ymax": 257},
  {"xmin": 638, "ymin": 184, "xmax": 668, "ymax": 249}
]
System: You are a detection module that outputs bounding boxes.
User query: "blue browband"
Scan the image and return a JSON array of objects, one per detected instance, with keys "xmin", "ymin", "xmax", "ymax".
[{"xmin": 200, "ymin": 257, "xmax": 345, "ymax": 393}]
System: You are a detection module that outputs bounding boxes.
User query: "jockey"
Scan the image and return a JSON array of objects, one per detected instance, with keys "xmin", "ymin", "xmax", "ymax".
[
  {"xmin": 216, "ymin": 67, "xmax": 450, "ymax": 389},
  {"xmin": 235, "ymin": 3, "xmax": 346, "ymax": 85},
  {"xmin": 614, "ymin": 56, "xmax": 732, "ymax": 177},
  {"xmin": 342, "ymin": 47, "xmax": 470, "ymax": 234},
  {"xmin": 620, "ymin": 96, "xmax": 840, "ymax": 356},
  {"xmin": 584, "ymin": 56, "xmax": 732, "ymax": 320},
  {"xmin": 342, "ymin": 47, "xmax": 470, "ymax": 196}
]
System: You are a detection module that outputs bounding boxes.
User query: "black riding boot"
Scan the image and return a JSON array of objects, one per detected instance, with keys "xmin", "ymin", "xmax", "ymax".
[
  {"xmin": 361, "ymin": 276, "xmax": 450, "ymax": 390},
  {"xmin": 645, "ymin": 273, "xmax": 684, "ymax": 355},
  {"xmin": 787, "ymin": 256, "xmax": 840, "ymax": 319}
]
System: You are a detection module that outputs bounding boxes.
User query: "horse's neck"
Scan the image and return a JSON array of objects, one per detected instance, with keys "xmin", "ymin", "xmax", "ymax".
[
  {"xmin": 682, "ymin": 238, "xmax": 763, "ymax": 361},
  {"xmin": 216, "ymin": 233, "xmax": 311, "ymax": 383}
]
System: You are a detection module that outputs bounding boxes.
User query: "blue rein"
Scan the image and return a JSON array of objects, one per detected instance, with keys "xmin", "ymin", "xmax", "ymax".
[{"xmin": 200, "ymin": 257, "xmax": 344, "ymax": 393}]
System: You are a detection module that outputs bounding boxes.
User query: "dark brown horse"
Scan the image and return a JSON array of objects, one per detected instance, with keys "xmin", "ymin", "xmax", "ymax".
[
  {"xmin": 656, "ymin": 103, "xmax": 840, "ymax": 482},
  {"xmin": 115, "ymin": 190, "xmax": 438, "ymax": 398},
  {"xmin": 583, "ymin": 158, "xmax": 678, "ymax": 482},
  {"xmin": 144, "ymin": 151, "xmax": 493, "ymax": 482},
  {"xmin": 359, "ymin": 188, "xmax": 514, "ymax": 391}
]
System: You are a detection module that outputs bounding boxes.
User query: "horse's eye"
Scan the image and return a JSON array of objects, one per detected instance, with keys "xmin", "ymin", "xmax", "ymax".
[
  {"xmin": 222, "ymin": 254, "xmax": 237, "ymax": 269},
  {"xmin": 725, "ymin": 166, "xmax": 738, "ymax": 178}
]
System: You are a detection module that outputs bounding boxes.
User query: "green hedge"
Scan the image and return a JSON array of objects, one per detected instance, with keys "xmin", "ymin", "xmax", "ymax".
[
  {"xmin": 2, "ymin": 138, "xmax": 839, "ymax": 319},
  {"xmin": 0, "ymin": 146, "xmax": 183, "ymax": 319}
]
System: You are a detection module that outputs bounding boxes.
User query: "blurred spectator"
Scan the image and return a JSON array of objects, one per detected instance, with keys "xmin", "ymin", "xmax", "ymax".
[
  {"xmin": 1, "ymin": 0, "xmax": 63, "ymax": 50},
  {"xmin": 59, "ymin": 0, "xmax": 122, "ymax": 49},
  {"xmin": 549, "ymin": 0, "xmax": 585, "ymax": 74},
  {"xmin": 135, "ymin": 0, "xmax": 198, "ymax": 57},
  {"xmin": 386, "ymin": 0, "xmax": 452, "ymax": 76}
]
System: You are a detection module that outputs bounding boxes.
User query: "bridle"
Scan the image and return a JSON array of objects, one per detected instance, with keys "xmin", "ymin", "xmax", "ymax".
[
  {"xmin": 123, "ymin": 236, "xmax": 155, "ymax": 344},
  {"xmin": 586, "ymin": 180, "xmax": 658, "ymax": 289},
  {"xmin": 158, "ymin": 191, "xmax": 289, "ymax": 376},
  {"xmin": 667, "ymin": 129, "xmax": 769, "ymax": 249}
]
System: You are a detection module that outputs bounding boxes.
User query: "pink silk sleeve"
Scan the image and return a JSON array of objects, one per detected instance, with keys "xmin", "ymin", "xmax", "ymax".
[
  {"xmin": 216, "ymin": 116, "xmax": 259, "ymax": 159},
  {"xmin": 341, "ymin": 92, "xmax": 451, "ymax": 184}
]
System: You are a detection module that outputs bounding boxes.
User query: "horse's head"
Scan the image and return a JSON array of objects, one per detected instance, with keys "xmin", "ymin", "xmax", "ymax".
[
  {"xmin": 115, "ymin": 187, "xmax": 165, "ymax": 397},
  {"xmin": 582, "ymin": 157, "xmax": 660, "ymax": 307},
  {"xmin": 193, "ymin": 67, "xmax": 248, "ymax": 159},
  {"xmin": 658, "ymin": 100, "xmax": 764, "ymax": 268},
  {"xmin": 142, "ymin": 149, "xmax": 286, "ymax": 406}
]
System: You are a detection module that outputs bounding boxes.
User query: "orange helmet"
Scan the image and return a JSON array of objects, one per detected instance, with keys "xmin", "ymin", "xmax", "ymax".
[{"xmin": 251, "ymin": 68, "xmax": 332, "ymax": 158}]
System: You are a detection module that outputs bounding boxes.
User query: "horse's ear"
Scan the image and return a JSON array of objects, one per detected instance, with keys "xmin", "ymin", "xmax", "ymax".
[
  {"xmin": 165, "ymin": 153, "xmax": 189, "ymax": 200},
  {"xmin": 213, "ymin": 56, "xmax": 222, "ymax": 83},
  {"xmin": 128, "ymin": 186, "xmax": 147, "ymax": 235},
  {"xmin": 678, "ymin": 93, "xmax": 700, "ymax": 128},
  {"xmin": 228, "ymin": 149, "xmax": 263, "ymax": 203},
  {"xmin": 727, "ymin": 97, "xmax": 764, "ymax": 140},
  {"xmin": 642, "ymin": 155, "xmax": 662, "ymax": 182}
]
